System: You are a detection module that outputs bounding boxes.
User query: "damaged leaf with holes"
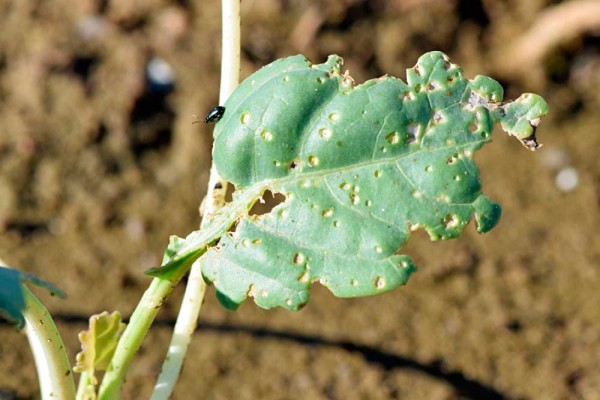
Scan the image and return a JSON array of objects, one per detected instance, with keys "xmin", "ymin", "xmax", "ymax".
[{"xmin": 149, "ymin": 51, "xmax": 548, "ymax": 311}]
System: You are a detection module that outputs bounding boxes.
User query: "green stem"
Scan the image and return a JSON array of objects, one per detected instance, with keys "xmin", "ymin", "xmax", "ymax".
[
  {"xmin": 75, "ymin": 371, "xmax": 95, "ymax": 400},
  {"xmin": 150, "ymin": 1, "xmax": 241, "ymax": 398},
  {"xmin": 96, "ymin": 262, "xmax": 194, "ymax": 400},
  {"xmin": 23, "ymin": 286, "xmax": 76, "ymax": 400}
]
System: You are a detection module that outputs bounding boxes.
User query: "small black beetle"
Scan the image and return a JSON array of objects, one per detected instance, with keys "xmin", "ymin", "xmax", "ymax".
[{"xmin": 204, "ymin": 106, "xmax": 226, "ymax": 124}]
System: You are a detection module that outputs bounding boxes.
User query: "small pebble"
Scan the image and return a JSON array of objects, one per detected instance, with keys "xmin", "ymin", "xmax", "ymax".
[
  {"xmin": 76, "ymin": 16, "xmax": 109, "ymax": 41},
  {"xmin": 555, "ymin": 167, "xmax": 579, "ymax": 192},
  {"xmin": 146, "ymin": 57, "xmax": 175, "ymax": 92}
]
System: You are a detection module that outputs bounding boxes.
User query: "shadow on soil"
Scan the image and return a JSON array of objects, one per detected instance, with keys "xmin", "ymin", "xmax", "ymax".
[{"xmin": 1, "ymin": 315, "xmax": 514, "ymax": 400}]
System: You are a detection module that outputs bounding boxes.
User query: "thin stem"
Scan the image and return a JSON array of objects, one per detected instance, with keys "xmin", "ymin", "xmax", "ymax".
[
  {"xmin": 149, "ymin": 259, "xmax": 206, "ymax": 400},
  {"xmin": 23, "ymin": 286, "xmax": 76, "ymax": 400},
  {"xmin": 75, "ymin": 371, "xmax": 95, "ymax": 400},
  {"xmin": 151, "ymin": 1, "xmax": 241, "ymax": 398},
  {"xmin": 219, "ymin": 0, "xmax": 241, "ymax": 103}
]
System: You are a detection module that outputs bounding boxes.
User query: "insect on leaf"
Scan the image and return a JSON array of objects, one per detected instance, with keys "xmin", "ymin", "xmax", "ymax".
[{"xmin": 149, "ymin": 51, "xmax": 548, "ymax": 311}]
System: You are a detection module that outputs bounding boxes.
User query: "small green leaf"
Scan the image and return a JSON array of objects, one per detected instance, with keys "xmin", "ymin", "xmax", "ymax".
[
  {"xmin": 0, "ymin": 265, "xmax": 65, "ymax": 329},
  {"xmin": 74, "ymin": 311, "xmax": 126, "ymax": 385}
]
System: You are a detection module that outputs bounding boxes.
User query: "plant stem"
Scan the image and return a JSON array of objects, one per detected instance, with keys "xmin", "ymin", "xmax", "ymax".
[
  {"xmin": 218, "ymin": 0, "xmax": 242, "ymax": 103},
  {"xmin": 96, "ymin": 264, "xmax": 193, "ymax": 400},
  {"xmin": 23, "ymin": 286, "xmax": 76, "ymax": 400},
  {"xmin": 149, "ymin": 259, "xmax": 206, "ymax": 400},
  {"xmin": 150, "ymin": 1, "xmax": 240, "ymax": 398},
  {"xmin": 75, "ymin": 371, "xmax": 95, "ymax": 400}
]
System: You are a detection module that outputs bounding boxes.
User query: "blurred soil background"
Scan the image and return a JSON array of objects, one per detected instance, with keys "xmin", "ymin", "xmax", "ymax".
[{"xmin": 0, "ymin": 0, "xmax": 599, "ymax": 399}]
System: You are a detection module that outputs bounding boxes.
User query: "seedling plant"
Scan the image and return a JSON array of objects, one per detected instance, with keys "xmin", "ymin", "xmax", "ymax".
[{"xmin": 0, "ymin": 1, "xmax": 548, "ymax": 399}]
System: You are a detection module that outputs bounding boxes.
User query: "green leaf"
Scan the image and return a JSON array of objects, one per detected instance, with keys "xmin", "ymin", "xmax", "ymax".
[
  {"xmin": 0, "ymin": 265, "xmax": 65, "ymax": 329},
  {"xmin": 74, "ymin": 311, "xmax": 126, "ymax": 386},
  {"xmin": 149, "ymin": 51, "xmax": 548, "ymax": 311}
]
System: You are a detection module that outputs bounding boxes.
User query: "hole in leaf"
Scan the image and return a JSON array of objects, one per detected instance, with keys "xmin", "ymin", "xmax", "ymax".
[
  {"xmin": 447, "ymin": 154, "xmax": 459, "ymax": 164},
  {"xmin": 322, "ymin": 208, "xmax": 334, "ymax": 218},
  {"xmin": 292, "ymin": 253, "xmax": 305, "ymax": 265},
  {"xmin": 227, "ymin": 220, "xmax": 239, "ymax": 234},
  {"xmin": 289, "ymin": 160, "xmax": 298, "ymax": 169},
  {"xmin": 427, "ymin": 81, "xmax": 442, "ymax": 91},
  {"xmin": 224, "ymin": 182, "xmax": 236, "ymax": 203},
  {"xmin": 432, "ymin": 111, "xmax": 445, "ymax": 124},
  {"xmin": 401, "ymin": 91, "xmax": 415, "ymax": 101},
  {"xmin": 407, "ymin": 123, "xmax": 420, "ymax": 143},
  {"xmin": 248, "ymin": 190, "xmax": 286, "ymax": 216},
  {"xmin": 319, "ymin": 128, "xmax": 332, "ymax": 139},
  {"xmin": 386, "ymin": 132, "xmax": 400, "ymax": 144},
  {"xmin": 298, "ymin": 271, "xmax": 309, "ymax": 283},
  {"xmin": 260, "ymin": 130, "xmax": 273, "ymax": 141},
  {"xmin": 443, "ymin": 214, "xmax": 460, "ymax": 228},
  {"xmin": 241, "ymin": 112, "xmax": 251, "ymax": 124},
  {"xmin": 414, "ymin": 64, "xmax": 423, "ymax": 77},
  {"xmin": 247, "ymin": 284, "xmax": 257, "ymax": 298}
]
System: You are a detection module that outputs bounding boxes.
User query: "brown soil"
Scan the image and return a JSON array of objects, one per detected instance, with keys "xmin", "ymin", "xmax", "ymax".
[{"xmin": 1, "ymin": 1, "xmax": 599, "ymax": 399}]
